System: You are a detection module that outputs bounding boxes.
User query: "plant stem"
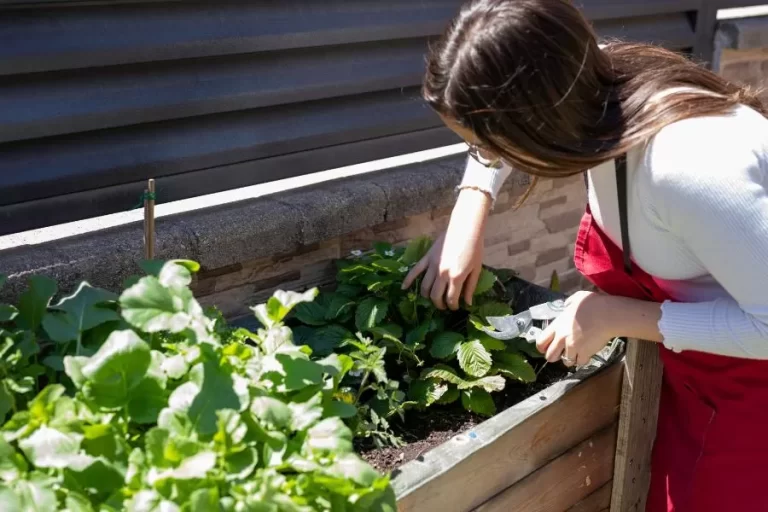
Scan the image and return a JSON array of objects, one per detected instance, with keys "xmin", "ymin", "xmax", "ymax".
[{"xmin": 354, "ymin": 370, "xmax": 371, "ymax": 405}]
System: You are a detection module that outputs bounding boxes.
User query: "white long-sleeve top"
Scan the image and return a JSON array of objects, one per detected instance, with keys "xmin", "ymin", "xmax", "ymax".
[{"xmin": 459, "ymin": 102, "xmax": 768, "ymax": 359}]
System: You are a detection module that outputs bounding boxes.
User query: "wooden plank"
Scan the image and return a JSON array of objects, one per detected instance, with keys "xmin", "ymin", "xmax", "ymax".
[
  {"xmin": 474, "ymin": 425, "xmax": 618, "ymax": 512},
  {"xmin": 567, "ymin": 482, "xmax": 612, "ymax": 512},
  {"xmin": 396, "ymin": 362, "xmax": 623, "ymax": 512},
  {"xmin": 610, "ymin": 340, "xmax": 663, "ymax": 512}
]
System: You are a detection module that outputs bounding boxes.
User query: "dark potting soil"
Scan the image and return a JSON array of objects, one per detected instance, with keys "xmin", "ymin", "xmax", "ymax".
[{"xmin": 356, "ymin": 363, "xmax": 569, "ymax": 474}]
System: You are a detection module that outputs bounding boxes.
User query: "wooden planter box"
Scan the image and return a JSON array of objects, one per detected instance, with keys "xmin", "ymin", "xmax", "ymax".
[
  {"xmin": 390, "ymin": 277, "xmax": 657, "ymax": 512},
  {"xmin": 392, "ymin": 348, "xmax": 623, "ymax": 512}
]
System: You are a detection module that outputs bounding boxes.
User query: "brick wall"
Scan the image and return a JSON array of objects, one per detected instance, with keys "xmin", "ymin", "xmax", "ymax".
[
  {"xmin": 719, "ymin": 47, "xmax": 768, "ymax": 99},
  {"xmin": 195, "ymin": 173, "xmax": 589, "ymax": 320}
]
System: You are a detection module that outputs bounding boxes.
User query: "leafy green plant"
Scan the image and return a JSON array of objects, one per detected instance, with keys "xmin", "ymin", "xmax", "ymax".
[
  {"xmin": 0, "ymin": 262, "xmax": 395, "ymax": 511},
  {"xmin": 288, "ymin": 237, "xmax": 542, "ymax": 444}
]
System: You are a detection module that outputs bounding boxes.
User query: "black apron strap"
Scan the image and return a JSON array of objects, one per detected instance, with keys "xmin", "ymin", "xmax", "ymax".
[{"xmin": 615, "ymin": 154, "xmax": 632, "ymax": 274}]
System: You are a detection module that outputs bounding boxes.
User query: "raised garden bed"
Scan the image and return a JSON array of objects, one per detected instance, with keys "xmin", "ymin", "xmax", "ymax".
[{"xmin": 0, "ymin": 237, "xmax": 626, "ymax": 511}]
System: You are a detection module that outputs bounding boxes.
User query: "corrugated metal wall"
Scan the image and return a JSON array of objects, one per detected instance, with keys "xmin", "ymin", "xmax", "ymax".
[{"xmin": 0, "ymin": 0, "xmax": 754, "ymax": 235}]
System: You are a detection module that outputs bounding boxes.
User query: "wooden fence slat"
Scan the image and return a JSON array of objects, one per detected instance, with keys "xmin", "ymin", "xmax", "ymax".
[
  {"xmin": 610, "ymin": 340, "xmax": 663, "ymax": 512},
  {"xmin": 567, "ymin": 481, "xmax": 612, "ymax": 512},
  {"xmin": 474, "ymin": 425, "xmax": 618, "ymax": 512}
]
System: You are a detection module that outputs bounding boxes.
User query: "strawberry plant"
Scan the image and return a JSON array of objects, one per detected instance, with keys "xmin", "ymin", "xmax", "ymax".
[
  {"xmin": 0, "ymin": 262, "xmax": 395, "ymax": 511},
  {"xmin": 288, "ymin": 237, "xmax": 543, "ymax": 446}
]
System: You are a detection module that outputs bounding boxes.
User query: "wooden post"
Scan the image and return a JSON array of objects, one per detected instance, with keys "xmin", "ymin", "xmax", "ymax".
[
  {"xmin": 143, "ymin": 179, "xmax": 156, "ymax": 260},
  {"xmin": 610, "ymin": 339, "xmax": 663, "ymax": 512}
]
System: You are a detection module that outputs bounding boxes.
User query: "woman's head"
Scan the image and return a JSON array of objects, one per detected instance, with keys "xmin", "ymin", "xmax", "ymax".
[{"xmin": 424, "ymin": 0, "xmax": 767, "ymax": 178}]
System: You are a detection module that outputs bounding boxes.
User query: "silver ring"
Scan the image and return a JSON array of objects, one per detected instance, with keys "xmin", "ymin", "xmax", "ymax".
[{"xmin": 561, "ymin": 354, "xmax": 575, "ymax": 364}]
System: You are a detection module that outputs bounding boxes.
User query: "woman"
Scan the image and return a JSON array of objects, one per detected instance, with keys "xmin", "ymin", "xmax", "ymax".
[{"xmin": 402, "ymin": 0, "xmax": 768, "ymax": 510}]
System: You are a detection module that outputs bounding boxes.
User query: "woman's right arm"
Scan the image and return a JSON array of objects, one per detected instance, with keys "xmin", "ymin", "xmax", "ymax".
[{"xmin": 401, "ymin": 156, "xmax": 512, "ymax": 310}]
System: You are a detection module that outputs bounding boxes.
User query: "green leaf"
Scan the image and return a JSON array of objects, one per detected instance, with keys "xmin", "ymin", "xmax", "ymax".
[
  {"xmin": 65, "ymin": 493, "xmax": 95, "ymax": 512},
  {"xmin": 288, "ymin": 393, "xmax": 323, "ymax": 432},
  {"xmin": 335, "ymin": 284, "xmax": 362, "ymax": 299},
  {"xmin": 2, "ymin": 476, "xmax": 58, "ymax": 512},
  {"xmin": 42, "ymin": 282, "xmax": 119, "ymax": 343},
  {"xmin": 0, "ymin": 383, "xmax": 14, "ymax": 423},
  {"xmin": 493, "ymin": 352, "xmax": 537, "ymax": 383},
  {"xmin": 355, "ymin": 298, "xmax": 388, "ymax": 332},
  {"xmin": 17, "ymin": 276, "xmax": 57, "ymax": 331},
  {"xmin": 476, "ymin": 333, "xmax": 506, "ymax": 352},
  {"xmin": 178, "ymin": 362, "xmax": 248, "ymax": 436},
  {"xmin": 408, "ymin": 378, "xmax": 449, "ymax": 406},
  {"xmin": 120, "ymin": 276, "xmax": 193, "ymax": 333},
  {"xmin": 423, "ymin": 365, "xmax": 465, "ymax": 386},
  {"xmin": 293, "ymin": 300, "xmax": 327, "ymax": 326},
  {"xmin": 405, "ymin": 320, "xmax": 431, "ymax": 346},
  {"xmin": 159, "ymin": 260, "xmax": 200, "ymax": 288},
  {"xmin": 76, "ymin": 330, "xmax": 151, "ymax": 408},
  {"xmin": 269, "ymin": 289, "xmax": 320, "ymax": 323},
  {"xmin": 270, "ymin": 353, "xmax": 325, "ymax": 392},
  {"xmin": 370, "ymin": 323, "xmax": 403, "ymax": 340},
  {"xmin": 397, "ymin": 298, "xmax": 417, "ymax": 325},
  {"xmin": 327, "ymin": 452, "xmax": 381, "ymax": 487},
  {"xmin": 371, "ymin": 260, "xmax": 402, "ymax": 273},
  {"xmin": 429, "ymin": 331, "xmax": 464, "ymax": 359},
  {"xmin": 436, "ymin": 386, "xmax": 460, "ymax": 405},
  {"xmin": 461, "ymin": 388, "xmax": 496, "ymax": 416},
  {"xmin": 326, "ymin": 401, "xmax": 357, "ymax": 419},
  {"xmin": 64, "ymin": 456, "xmax": 125, "ymax": 495},
  {"xmin": 0, "ymin": 437, "xmax": 27, "ymax": 481},
  {"xmin": 401, "ymin": 236, "xmax": 433, "ymax": 266},
  {"xmin": 251, "ymin": 397, "xmax": 292, "ymax": 430},
  {"xmin": 457, "ymin": 375, "xmax": 506, "ymax": 393},
  {"xmin": 373, "ymin": 242, "xmax": 394, "ymax": 255},
  {"xmin": 472, "ymin": 301, "xmax": 513, "ymax": 319},
  {"xmin": 325, "ymin": 293, "xmax": 356, "ymax": 321},
  {"xmin": 128, "ymin": 376, "xmax": 169, "ymax": 424},
  {"xmin": 306, "ymin": 418, "xmax": 353, "ymax": 453},
  {"xmin": 457, "ymin": 340, "xmax": 492, "ymax": 378},
  {"xmin": 473, "ymin": 269, "xmax": 497, "ymax": 296},
  {"xmin": 188, "ymin": 488, "xmax": 221, "ymax": 511},
  {"xmin": 18, "ymin": 425, "xmax": 82, "ymax": 468},
  {"xmin": 303, "ymin": 325, "xmax": 353, "ymax": 357},
  {"xmin": 0, "ymin": 305, "xmax": 18, "ymax": 323}
]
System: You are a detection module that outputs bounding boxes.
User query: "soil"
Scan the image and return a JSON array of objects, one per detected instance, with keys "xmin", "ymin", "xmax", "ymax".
[{"xmin": 356, "ymin": 362, "xmax": 569, "ymax": 474}]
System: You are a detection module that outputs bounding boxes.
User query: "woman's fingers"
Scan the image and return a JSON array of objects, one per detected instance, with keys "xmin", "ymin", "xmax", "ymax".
[
  {"xmin": 463, "ymin": 268, "xmax": 481, "ymax": 307},
  {"xmin": 446, "ymin": 276, "xmax": 463, "ymax": 311},
  {"xmin": 535, "ymin": 324, "xmax": 556, "ymax": 355},
  {"xmin": 545, "ymin": 336, "xmax": 565, "ymax": 363},
  {"xmin": 431, "ymin": 275, "xmax": 449, "ymax": 310},
  {"xmin": 420, "ymin": 265, "xmax": 437, "ymax": 299},
  {"xmin": 402, "ymin": 256, "xmax": 429, "ymax": 290}
]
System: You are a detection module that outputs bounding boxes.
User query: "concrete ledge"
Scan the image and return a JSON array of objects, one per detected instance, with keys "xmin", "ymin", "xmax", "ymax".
[{"xmin": 0, "ymin": 152, "xmax": 484, "ymax": 301}]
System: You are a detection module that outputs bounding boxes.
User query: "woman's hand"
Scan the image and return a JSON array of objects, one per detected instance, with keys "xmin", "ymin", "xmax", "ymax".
[
  {"xmin": 535, "ymin": 291, "xmax": 617, "ymax": 366},
  {"xmin": 535, "ymin": 291, "xmax": 664, "ymax": 366},
  {"xmin": 402, "ymin": 188, "xmax": 492, "ymax": 310}
]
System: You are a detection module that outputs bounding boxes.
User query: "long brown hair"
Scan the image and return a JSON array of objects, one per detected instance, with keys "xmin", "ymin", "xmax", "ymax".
[{"xmin": 423, "ymin": 0, "xmax": 767, "ymax": 181}]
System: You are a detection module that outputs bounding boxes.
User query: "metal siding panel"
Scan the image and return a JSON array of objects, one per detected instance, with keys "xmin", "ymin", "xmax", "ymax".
[
  {"xmin": 0, "ymin": 1, "xmax": 720, "ymax": 234},
  {"xmin": 0, "ymin": 1, "xmax": 463, "ymax": 75},
  {"xmin": 0, "ymin": 87, "xmax": 440, "ymax": 204},
  {"xmin": 0, "ymin": 38, "xmax": 430, "ymax": 143},
  {"xmin": 0, "ymin": 127, "xmax": 460, "ymax": 235}
]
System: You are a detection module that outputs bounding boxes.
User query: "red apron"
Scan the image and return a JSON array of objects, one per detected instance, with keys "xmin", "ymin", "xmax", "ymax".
[{"xmin": 574, "ymin": 161, "xmax": 768, "ymax": 512}]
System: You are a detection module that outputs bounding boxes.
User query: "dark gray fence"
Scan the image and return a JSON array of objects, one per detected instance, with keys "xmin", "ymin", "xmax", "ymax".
[{"xmin": 0, "ymin": 0, "xmax": 763, "ymax": 235}]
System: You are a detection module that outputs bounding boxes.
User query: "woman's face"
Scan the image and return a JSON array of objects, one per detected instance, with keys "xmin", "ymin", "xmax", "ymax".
[{"xmin": 439, "ymin": 114, "xmax": 503, "ymax": 168}]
